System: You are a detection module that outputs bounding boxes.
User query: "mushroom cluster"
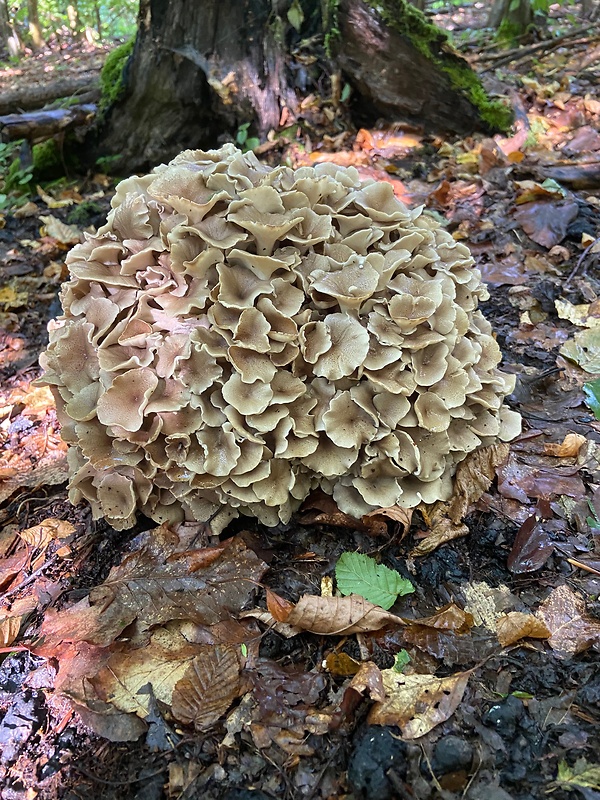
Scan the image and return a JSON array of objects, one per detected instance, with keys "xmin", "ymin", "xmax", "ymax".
[{"xmin": 39, "ymin": 144, "xmax": 520, "ymax": 532}]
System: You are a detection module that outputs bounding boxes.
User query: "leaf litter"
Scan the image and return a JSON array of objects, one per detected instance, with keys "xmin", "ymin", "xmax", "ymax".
[{"xmin": 3, "ymin": 13, "xmax": 600, "ymax": 799}]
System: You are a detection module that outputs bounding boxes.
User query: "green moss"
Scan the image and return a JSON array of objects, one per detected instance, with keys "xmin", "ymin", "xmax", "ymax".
[
  {"xmin": 67, "ymin": 200, "xmax": 104, "ymax": 225},
  {"xmin": 364, "ymin": 0, "xmax": 512, "ymax": 131},
  {"xmin": 99, "ymin": 38, "xmax": 134, "ymax": 114},
  {"xmin": 32, "ymin": 139, "xmax": 62, "ymax": 178}
]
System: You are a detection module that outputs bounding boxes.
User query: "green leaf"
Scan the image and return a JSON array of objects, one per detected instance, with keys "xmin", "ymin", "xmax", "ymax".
[
  {"xmin": 392, "ymin": 649, "xmax": 411, "ymax": 673},
  {"xmin": 341, "ymin": 83, "xmax": 351, "ymax": 103},
  {"xmin": 556, "ymin": 758, "xmax": 600, "ymax": 791},
  {"xmin": 584, "ymin": 378, "xmax": 600, "ymax": 420},
  {"xmin": 287, "ymin": 0, "xmax": 304, "ymax": 32},
  {"xmin": 335, "ymin": 552, "xmax": 413, "ymax": 610}
]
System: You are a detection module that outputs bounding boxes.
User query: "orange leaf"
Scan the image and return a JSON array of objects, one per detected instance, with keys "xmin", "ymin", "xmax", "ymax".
[
  {"xmin": 496, "ymin": 612, "xmax": 550, "ymax": 647},
  {"xmin": 266, "ymin": 589, "xmax": 294, "ymax": 622}
]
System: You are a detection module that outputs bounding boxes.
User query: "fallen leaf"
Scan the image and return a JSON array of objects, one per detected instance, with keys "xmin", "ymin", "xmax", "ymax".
[
  {"xmin": 40, "ymin": 533, "xmax": 267, "ymax": 647},
  {"xmin": 284, "ymin": 594, "xmax": 404, "ymax": 635},
  {"xmin": 543, "ymin": 433, "xmax": 587, "ymax": 458},
  {"xmin": 0, "ymin": 615, "xmax": 21, "ymax": 647},
  {"xmin": 513, "ymin": 200, "xmax": 578, "ymax": 248},
  {"xmin": 560, "ymin": 328, "xmax": 600, "ymax": 373},
  {"xmin": 556, "ymin": 299, "xmax": 600, "ymax": 329},
  {"xmin": 368, "ymin": 669, "xmax": 470, "ymax": 738},
  {"xmin": 447, "ymin": 443, "xmax": 511, "ymax": 524},
  {"xmin": 555, "ymin": 758, "xmax": 600, "ymax": 792},
  {"xmin": 412, "ymin": 508, "xmax": 469, "ymax": 557},
  {"xmin": 239, "ymin": 608, "xmax": 302, "ymax": 638},
  {"xmin": 536, "ymin": 584, "xmax": 600, "ymax": 657},
  {"xmin": 409, "ymin": 604, "xmax": 474, "ymax": 634},
  {"xmin": 0, "ymin": 549, "xmax": 30, "ymax": 592},
  {"xmin": 507, "ymin": 512, "xmax": 555, "ymax": 574},
  {"xmin": 365, "ymin": 505, "xmax": 413, "ymax": 536},
  {"xmin": 38, "ymin": 215, "xmax": 81, "ymax": 244},
  {"xmin": 335, "ymin": 552, "xmax": 413, "ymax": 610},
  {"xmin": 37, "ymin": 186, "xmax": 74, "ymax": 208},
  {"xmin": 347, "ymin": 661, "xmax": 386, "ymax": 702},
  {"xmin": 171, "ymin": 645, "xmax": 241, "ymax": 729},
  {"xmin": 325, "ymin": 652, "xmax": 362, "ymax": 676},
  {"xmin": 497, "ymin": 453, "xmax": 585, "ymax": 503},
  {"xmin": 462, "ymin": 581, "xmax": 516, "ymax": 630},
  {"xmin": 496, "ymin": 612, "xmax": 550, "ymax": 646},
  {"xmin": 19, "ymin": 518, "xmax": 75, "ymax": 550},
  {"xmin": 266, "ymin": 588, "xmax": 294, "ymax": 622}
]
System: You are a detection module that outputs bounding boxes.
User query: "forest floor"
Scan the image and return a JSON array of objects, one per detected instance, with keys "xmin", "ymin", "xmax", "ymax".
[{"xmin": 1, "ymin": 9, "xmax": 600, "ymax": 800}]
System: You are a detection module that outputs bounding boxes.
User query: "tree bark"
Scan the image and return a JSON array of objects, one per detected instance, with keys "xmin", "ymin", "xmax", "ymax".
[
  {"xmin": 0, "ymin": 0, "xmax": 21, "ymax": 58},
  {"xmin": 93, "ymin": 0, "xmax": 505, "ymax": 173},
  {"xmin": 27, "ymin": 0, "xmax": 45, "ymax": 50}
]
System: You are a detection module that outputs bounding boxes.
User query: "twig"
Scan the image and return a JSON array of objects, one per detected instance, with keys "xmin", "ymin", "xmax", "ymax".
[
  {"xmin": 1, "ymin": 553, "xmax": 58, "ymax": 601},
  {"xmin": 564, "ymin": 236, "xmax": 600, "ymax": 288},
  {"xmin": 472, "ymin": 23, "xmax": 597, "ymax": 63}
]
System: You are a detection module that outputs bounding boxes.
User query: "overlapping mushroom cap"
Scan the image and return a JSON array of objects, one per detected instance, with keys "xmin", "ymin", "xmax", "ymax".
[{"xmin": 39, "ymin": 144, "xmax": 520, "ymax": 532}]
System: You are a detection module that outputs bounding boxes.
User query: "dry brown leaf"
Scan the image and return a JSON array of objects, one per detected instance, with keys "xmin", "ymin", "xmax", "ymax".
[
  {"xmin": 365, "ymin": 505, "xmax": 413, "ymax": 535},
  {"xmin": 447, "ymin": 443, "xmax": 511, "ymax": 524},
  {"xmin": 19, "ymin": 518, "xmax": 75, "ymax": 550},
  {"xmin": 413, "ymin": 444, "xmax": 510, "ymax": 556},
  {"xmin": 171, "ymin": 644, "xmax": 241, "ymax": 729},
  {"xmin": 285, "ymin": 594, "xmax": 404, "ymax": 635},
  {"xmin": 544, "ymin": 433, "xmax": 587, "ymax": 458},
  {"xmin": 39, "ymin": 215, "xmax": 81, "ymax": 244},
  {"xmin": 536, "ymin": 584, "xmax": 600, "ymax": 657},
  {"xmin": 411, "ymin": 603, "xmax": 474, "ymax": 633},
  {"xmin": 496, "ymin": 612, "xmax": 550, "ymax": 646},
  {"xmin": 411, "ymin": 510, "xmax": 469, "ymax": 557},
  {"xmin": 266, "ymin": 589, "xmax": 294, "ymax": 622},
  {"xmin": 348, "ymin": 661, "xmax": 386, "ymax": 702},
  {"xmin": 0, "ymin": 549, "xmax": 30, "ymax": 592},
  {"xmin": 239, "ymin": 608, "xmax": 303, "ymax": 638},
  {"xmin": 368, "ymin": 669, "xmax": 470, "ymax": 738},
  {"xmin": 0, "ymin": 615, "xmax": 21, "ymax": 647}
]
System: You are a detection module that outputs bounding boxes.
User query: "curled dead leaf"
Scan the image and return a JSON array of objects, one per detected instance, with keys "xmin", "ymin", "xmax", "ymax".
[
  {"xmin": 285, "ymin": 593, "xmax": 404, "ymax": 635},
  {"xmin": 496, "ymin": 612, "xmax": 550, "ymax": 647},
  {"xmin": 19, "ymin": 518, "xmax": 75, "ymax": 550},
  {"xmin": 347, "ymin": 661, "xmax": 386, "ymax": 702},
  {"xmin": 368, "ymin": 669, "xmax": 470, "ymax": 738},
  {"xmin": 0, "ymin": 615, "xmax": 21, "ymax": 647},
  {"xmin": 544, "ymin": 433, "xmax": 586, "ymax": 458}
]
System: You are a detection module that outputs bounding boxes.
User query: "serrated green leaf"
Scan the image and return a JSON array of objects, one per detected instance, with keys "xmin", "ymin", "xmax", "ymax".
[
  {"xmin": 392, "ymin": 649, "xmax": 411, "ymax": 673},
  {"xmin": 335, "ymin": 552, "xmax": 413, "ymax": 610},
  {"xmin": 557, "ymin": 758, "xmax": 600, "ymax": 790},
  {"xmin": 584, "ymin": 378, "xmax": 600, "ymax": 420}
]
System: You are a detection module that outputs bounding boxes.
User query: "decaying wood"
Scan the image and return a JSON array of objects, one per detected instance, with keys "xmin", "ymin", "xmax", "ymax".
[
  {"xmin": 0, "ymin": 74, "xmax": 99, "ymax": 115},
  {"xmin": 537, "ymin": 161, "xmax": 600, "ymax": 189},
  {"xmin": 92, "ymin": 0, "xmax": 499, "ymax": 173},
  {"xmin": 0, "ymin": 105, "xmax": 96, "ymax": 142}
]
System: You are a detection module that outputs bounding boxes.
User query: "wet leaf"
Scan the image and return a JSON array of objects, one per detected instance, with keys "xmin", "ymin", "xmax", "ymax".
[
  {"xmin": 368, "ymin": 669, "xmax": 470, "ymax": 738},
  {"xmin": 583, "ymin": 378, "xmax": 600, "ymax": 420},
  {"xmin": 335, "ymin": 552, "xmax": 413, "ymax": 610},
  {"xmin": 266, "ymin": 588, "xmax": 294, "ymax": 622},
  {"xmin": 171, "ymin": 645, "xmax": 241, "ymax": 729},
  {"xmin": 536, "ymin": 584, "xmax": 600, "ymax": 657},
  {"xmin": 497, "ymin": 453, "xmax": 585, "ymax": 504},
  {"xmin": 410, "ymin": 604, "xmax": 474, "ymax": 634},
  {"xmin": 40, "ymin": 533, "xmax": 267, "ymax": 647},
  {"xmin": 513, "ymin": 200, "xmax": 578, "ymax": 248},
  {"xmin": 284, "ymin": 594, "xmax": 404, "ymax": 635},
  {"xmin": 496, "ymin": 612, "xmax": 550, "ymax": 646},
  {"xmin": 507, "ymin": 512, "xmax": 555, "ymax": 574}
]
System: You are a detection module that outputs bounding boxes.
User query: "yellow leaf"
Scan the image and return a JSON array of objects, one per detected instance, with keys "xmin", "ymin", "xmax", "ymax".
[
  {"xmin": 0, "ymin": 615, "xmax": 21, "ymax": 646},
  {"xmin": 368, "ymin": 669, "xmax": 470, "ymax": 738},
  {"xmin": 544, "ymin": 433, "xmax": 586, "ymax": 458}
]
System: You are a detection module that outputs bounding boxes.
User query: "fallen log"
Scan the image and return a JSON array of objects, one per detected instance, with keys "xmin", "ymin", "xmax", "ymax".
[
  {"xmin": 0, "ymin": 75, "xmax": 99, "ymax": 115},
  {"xmin": 0, "ymin": 105, "xmax": 96, "ymax": 142}
]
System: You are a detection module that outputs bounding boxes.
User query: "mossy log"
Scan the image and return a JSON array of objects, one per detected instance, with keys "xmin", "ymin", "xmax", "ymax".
[
  {"xmin": 0, "ymin": 75, "xmax": 98, "ymax": 115},
  {"xmin": 91, "ymin": 0, "xmax": 511, "ymax": 173}
]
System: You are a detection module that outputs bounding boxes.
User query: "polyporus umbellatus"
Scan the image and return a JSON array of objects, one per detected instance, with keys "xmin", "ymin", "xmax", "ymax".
[{"xmin": 39, "ymin": 144, "xmax": 520, "ymax": 532}]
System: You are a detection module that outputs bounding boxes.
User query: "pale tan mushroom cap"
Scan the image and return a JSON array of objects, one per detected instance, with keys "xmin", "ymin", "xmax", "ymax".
[{"xmin": 39, "ymin": 144, "xmax": 519, "ymax": 530}]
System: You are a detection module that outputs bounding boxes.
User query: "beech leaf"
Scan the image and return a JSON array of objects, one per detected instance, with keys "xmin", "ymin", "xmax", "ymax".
[
  {"xmin": 496, "ymin": 612, "xmax": 550, "ymax": 647},
  {"xmin": 285, "ymin": 593, "xmax": 404, "ymax": 635},
  {"xmin": 335, "ymin": 552, "xmax": 413, "ymax": 610}
]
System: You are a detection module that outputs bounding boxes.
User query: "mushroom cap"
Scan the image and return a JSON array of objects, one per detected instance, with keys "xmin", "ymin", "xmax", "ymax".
[{"xmin": 39, "ymin": 145, "xmax": 519, "ymax": 530}]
